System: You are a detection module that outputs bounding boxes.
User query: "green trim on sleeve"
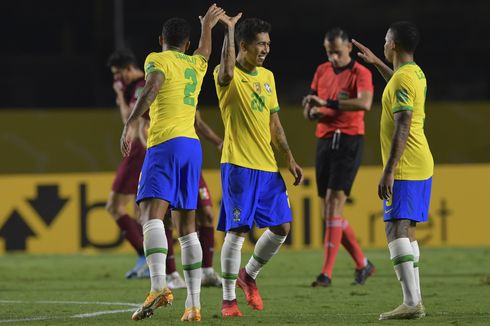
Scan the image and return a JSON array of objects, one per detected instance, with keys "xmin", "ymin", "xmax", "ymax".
[
  {"xmin": 392, "ymin": 106, "xmax": 413, "ymax": 113},
  {"xmin": 270, "ymin": 106, "xmax": 280, "ymax": 113}
]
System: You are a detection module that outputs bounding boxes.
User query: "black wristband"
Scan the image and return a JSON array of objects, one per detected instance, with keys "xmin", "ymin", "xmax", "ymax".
[{"xmin": 325, "ymin": 99, "xmax": 339, "ymax": 110}]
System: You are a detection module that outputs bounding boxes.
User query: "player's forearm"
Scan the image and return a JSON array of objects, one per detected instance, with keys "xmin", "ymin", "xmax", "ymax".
[
  {"xmin": 385, "ymin": 112, "xmax": 412, "ymax": 173},
  {"xmin": 127, "ymin": 88, "xmax": 157, "ymax": 125},
  {"xmin": 196, "ymin": 120, "xmax": 223, "ymax": 146},
  {"xmin": 195, "ymin": 23, "xmax": 213, "ymax": 61},
  {"xmin": 338, "ymin": 97, "xmax": 372, "ymax": 111},
  {"xmin": 270, "ymin": 114, "xmax": 292, "ymax": 155},
  {"xmin": 373, "ymin": 58, "xmax": 394, "ymax": 82},
  {"xmin": 138, "ymin": 119, "xmax": 149, "ymax": 147},
  {"xmin": 116, "ymin": 94, "xmax": 132, "ymax": 123},
  {"xmin": 218, "ymin": 28, "xmax": 236, "ymax": 85}
]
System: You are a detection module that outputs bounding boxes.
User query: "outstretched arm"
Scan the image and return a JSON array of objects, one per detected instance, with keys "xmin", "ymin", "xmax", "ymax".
[
  {"xmin": 378, "ymin": 111, "xmax": 412, "ymax": 200},
  {"xmin": 195, "ymin": 110, "xmax": 223, "ymax": 149},
  {"xmin": 270, "ymin": 112, "xmax": 304, "ymax": 186},
  {"xmin": 217, "ymin": 13, "xmax": 242, "ymax": 86},
  {"xmin": 352, "ymin": 39, "xmax": 394, "ymax": 82},
  {"xmin": 120, "ymin": 72, "xmax": 164, "ymax": 156},
  {"xmin": 304, "ymin": 90, "xmax": 373, "ymax": 116},
  {"xmin": 193, "ymin": 4, "xmax": 225, "ymax": 61}
]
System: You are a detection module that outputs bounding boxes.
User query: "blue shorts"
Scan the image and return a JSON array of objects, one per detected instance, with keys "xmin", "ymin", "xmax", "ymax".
[
  {"xmin": 383, "ymin": 177, "xmax": 432, "ymax": 223},
  {"xmin": 217, "ymin": 163, "xmax": 292, "ymax": 232},
  {"xmin": 136, "ymin": 137, "xmax": 202, "ymax": 210}
]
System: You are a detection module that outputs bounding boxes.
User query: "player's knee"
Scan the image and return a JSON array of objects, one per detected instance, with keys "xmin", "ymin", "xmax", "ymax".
[{"xmin": 270, "ymin": 223, "xmax": 290, "ymax": 236}]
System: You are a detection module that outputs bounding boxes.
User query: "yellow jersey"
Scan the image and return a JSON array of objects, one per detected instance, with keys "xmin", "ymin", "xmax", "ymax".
[
  {"xmin": 381, "ymin": 62, "xmax": 433, "ymax": 180},
  {"xmin": 214, "ymin": 64, "xmax": 280, "ymax": 172},
  {"xmin": 144, "ymin": 50, "xmax": 208, "ymax": 148}
]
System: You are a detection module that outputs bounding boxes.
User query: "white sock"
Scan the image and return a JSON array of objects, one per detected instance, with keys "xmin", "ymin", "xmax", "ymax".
[
  {"xmin": 202, "ymin": 267, "xmax": 214, "ymax": 276},
  {"xmin": 411, "ymin": 240, "xmax": 421, "ymax": 302},
  {"xmin": 143, "ymin": 219, "xmax": 167, "ymax": 292},
  {"xmin": 245, "ymin": 229, "xmax": 287, "ymax": 280},
  {"xmin": 221, "ymin": 233, "xmax": 244, "ymax": 301},
  {"xmin": 179, "ymin": 232, "xmax": 202, "ymax": 309},
  {"xmin": 388, "ymin": 238, "xmax": 419, "ymax": 306}
]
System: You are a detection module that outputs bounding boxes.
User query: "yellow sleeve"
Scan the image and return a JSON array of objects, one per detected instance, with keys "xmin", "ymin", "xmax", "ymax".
[
  {"xmin": 269, "ymin": 72, "xmax": 280, "ymax": 113},
  {"xmin": 391, "ymin": 73, "xmax": 415, "ymax": 113},
  {"xmin": 144, "ymin": 52, "xmax": 170, "ymax": 79},
  {"xmin": 192, "ymin": 54, "xmax": 208, "ymax": 74}
]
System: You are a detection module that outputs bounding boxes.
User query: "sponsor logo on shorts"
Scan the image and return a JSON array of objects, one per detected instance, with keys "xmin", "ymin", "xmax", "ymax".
[
  {"xmin": 232, "ymin": 207, "xmax": 241, "ymax": 222},
  {"xmin": 384, "ymin": 208, "xmax": 393, "ymax": 214}
]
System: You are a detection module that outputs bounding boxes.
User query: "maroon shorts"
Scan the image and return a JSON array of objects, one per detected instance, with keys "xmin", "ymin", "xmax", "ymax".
[
  {"xmin": 111, "ymin": 140, "xmax": 146, "ymax": 194},
  {"xmin": 197, "ymin": 174, "xmax": 212, "ymax": 208}
]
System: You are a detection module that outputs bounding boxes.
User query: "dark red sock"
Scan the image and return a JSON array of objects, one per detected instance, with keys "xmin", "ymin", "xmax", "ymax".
[
  {"xmin": 165, "ymin": 227, "xmax": 177, "ymax": 274},
  {"xmin": 116, "ymin": 214, "xmax": 144, "ymax": 256},
  {"xmin": 321, "ymin": 216, "xmax": 343, "ymax": 278},
  {"xmin": 341, "ymin": 218, "xmax": 366, "ymax": 269},
  {"xmin": 199, "ymin": 226, "xmax": 215, "ymax": 268}
]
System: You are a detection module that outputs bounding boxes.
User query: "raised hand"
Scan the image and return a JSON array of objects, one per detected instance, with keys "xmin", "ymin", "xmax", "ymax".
[
  {"xmin": 219, "ymin": 12, "xmax": 243, "ymax": 29},
  {"xmin": 199, "ymin": 4, "xmax": 226, "ymax": 29},
  {"xmin": 352, "ymin": 39, "xmax": 380, "ymax": 65}
]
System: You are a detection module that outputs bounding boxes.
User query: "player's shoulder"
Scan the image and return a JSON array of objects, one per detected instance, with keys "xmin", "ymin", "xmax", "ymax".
[
  {"xmin": 316, "ymin": 61, "xmax": 332, "ymax": 72},
  {"xmin": 352, "ymin": 61, "xmax": 372, "ymax": 75},
  {"xmin": 257, "ymin": 66, "xmax": 275, "ymax": 79}
]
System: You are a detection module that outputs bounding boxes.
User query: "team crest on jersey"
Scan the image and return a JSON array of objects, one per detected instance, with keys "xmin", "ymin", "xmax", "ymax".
[
  {"xmin": 264, "ymin": 83, "xmax": 272, "ymax": 93},
  {"xmin": 232, "ymin": 207, "xmax": 241, "ymax": 222},
  {"xmin": 338, "ymin": 90, "xmax": 349, "ymax": 100},
  {"xmin": 253, "ymin": 82, "xmax": 261, "ymax": 93}
]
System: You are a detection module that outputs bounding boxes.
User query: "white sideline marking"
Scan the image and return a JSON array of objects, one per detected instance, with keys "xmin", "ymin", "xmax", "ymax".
[
  {"xmin": 72, "ymin": 308, "xmax": 135, "ymax": 318},
  {"xmin": 0, "ymin": 300, "xmax": 138, "ymax": 323}
]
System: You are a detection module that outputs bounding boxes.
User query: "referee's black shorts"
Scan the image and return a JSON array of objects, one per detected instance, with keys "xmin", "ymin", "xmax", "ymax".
[{"xmin": 315, "ymin": 134, "xmax": 363, "ymax": 197}]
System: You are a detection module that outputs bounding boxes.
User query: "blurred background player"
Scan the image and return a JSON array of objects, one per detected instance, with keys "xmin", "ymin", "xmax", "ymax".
[
  {"xmin": 353, "ymin": 21, "xmax": 432, "ymax": 320},
  {"xmin": 215, "ymin": 15, "xmax": 304, "ymax": 317},
  {"xmin": 121, "ymin": 5, "xmax": 225, "ymax": 321},
  {"xmin": 106, "ymin": 50, "xmax": 149, "ymax": 279},
  {"xmin": 302, "ymin": 28, "xmax": 375, "ymax": 287}
]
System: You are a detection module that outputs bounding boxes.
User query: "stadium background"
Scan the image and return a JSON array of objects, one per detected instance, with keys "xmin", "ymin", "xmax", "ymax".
[{"xmin": 1, "ymin": 0, "xmax": 489, "ymax": 254}]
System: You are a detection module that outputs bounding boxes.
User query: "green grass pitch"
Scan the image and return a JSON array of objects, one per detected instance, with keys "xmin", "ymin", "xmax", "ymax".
[{"xmin": 1, "ymin": 248, "xmax": 490, "ymax": 325}]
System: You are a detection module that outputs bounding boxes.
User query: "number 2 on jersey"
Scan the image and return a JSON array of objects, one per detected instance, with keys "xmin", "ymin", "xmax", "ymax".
[{"xmin": 183, "ymin": 68, "xmax": 197, "ymax": 106}]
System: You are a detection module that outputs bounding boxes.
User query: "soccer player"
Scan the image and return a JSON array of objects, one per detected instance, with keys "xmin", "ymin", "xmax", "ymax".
[
  {"xmin": 106, "ymin": 50, "xmax": 148, "ymax": 279},
  {"xmin": 120, "ymin": 5, "xmax": 225, "ymax": 321},
  {"xmin": 302, "ymin": 28, "xmax": 375, "ymax": 287},
  {"xmin": 214, "ymin": 16, "xmax": 304, "ymax": 317},
  {"xmin": 353, "ymin": 21, "xmax": 433, "ymax": 320},
  {"xmin": 138, "ymin": 109, "xmax": 224, "ymax": 288}
]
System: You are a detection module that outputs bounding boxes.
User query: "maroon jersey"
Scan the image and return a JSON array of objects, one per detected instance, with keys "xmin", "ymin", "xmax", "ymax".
[{"xmin": 310, "ymin": 60, "xmax": 373, "ymax": 138}]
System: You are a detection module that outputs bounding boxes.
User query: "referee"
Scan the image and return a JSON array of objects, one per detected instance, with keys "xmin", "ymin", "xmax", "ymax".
[{"xmin": 302, "ymin": 27, "xmax": 375, "ymax": 287}]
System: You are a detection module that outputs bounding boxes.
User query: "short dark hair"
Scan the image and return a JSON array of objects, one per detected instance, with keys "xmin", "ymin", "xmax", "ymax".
[
  {"xmin": 107, "ymin": 50, "xmax": 138, "ymax": 68},
  {"xmin": 162, "ymin": 18, "xmax": 190, "ymax": 47},
  {"xmin": 236, "ymin": 18, "xmax": 271, "ymax": 44},
  {"xmin": 325, "ymin": 27, "xmax": 349, "ymax": 42},
  {"xmin": 389, "ymin": 21, "xmax": 420, "ymax": 53}
]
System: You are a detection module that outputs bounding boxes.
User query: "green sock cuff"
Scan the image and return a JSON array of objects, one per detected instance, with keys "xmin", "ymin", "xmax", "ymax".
[
  {"xmin": 145, "ymin": 247, "xmax": 168, "ymax": 257},
  {"xmin": 391, "ymin": 254, "xmax": 414, "ymax": 266},
  {"xmin": 252, "ymin": 253, "xmax": 268, "ymax": 265},
  {"xmin": 183, "ymin": 261, "xmax": 202, "ymax": 271},
  {"xmin": 222, "ymin": 272, "xmax": 238, "ymax": 280}
]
